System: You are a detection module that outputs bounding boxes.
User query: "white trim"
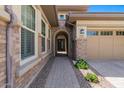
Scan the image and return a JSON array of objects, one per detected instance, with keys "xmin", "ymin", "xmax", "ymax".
[
  {"xmin": 21, "ymin": 25, "xmax": 35, "ymax": 33},
  {"xmin": 41, "ymin": 17, "xmax": 49, "ymax": 53},
  {"xmin": 20, "ymin": 55, "xmax": 37, "ymax": 66}
]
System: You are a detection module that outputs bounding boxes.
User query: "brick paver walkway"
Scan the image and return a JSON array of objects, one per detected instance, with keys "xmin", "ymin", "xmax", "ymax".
[{"xmin": 45, "ymin": 57, "xmax": 80, "ymax": 88}]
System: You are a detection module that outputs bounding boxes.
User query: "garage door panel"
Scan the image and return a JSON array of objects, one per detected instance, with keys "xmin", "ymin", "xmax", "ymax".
[
  {"xmin": 114, "ymin": 37, "xmax": 124, "ymax": 59},
  {"xmin": 99, "ymin": 37, "xmax": 113, "ymax": 59},
  {"xmin": 87, "ymin": 37, "xmax": 99, "ymax": 59}
]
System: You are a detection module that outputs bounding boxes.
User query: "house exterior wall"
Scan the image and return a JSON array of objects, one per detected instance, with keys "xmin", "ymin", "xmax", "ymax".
[
  {"xmin": 75, "ymin": 20, "xmax": 124, "ymax": 60},
  {"xmin": 52, "ymin": 27, "xmax": 73, "ymax": 57},
  {"xmin": 0, "ymin": 21, "xmax": 6, "ymax": 87},
  {"xmin": 13, "ymin": 5, "xmax": 53, "ymax": 88},
  {"xmin": 0, "ymin": 5, "xmax": 10, "ymax": 88},
  {"xmin": 0, "ymin": 5, "xmax": 53, "ymax": 88},
  {"xmin": 58, "ymin": 11, "xmax": 68, "ymax": 20},
  {"xmin": 1, "ymin": 5, "xmax": 124, "ymax": 88}
]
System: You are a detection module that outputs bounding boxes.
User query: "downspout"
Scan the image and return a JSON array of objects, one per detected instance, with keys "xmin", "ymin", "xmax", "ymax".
[{"xmin": 5, "ymin": 5, "xmax": 17, "ymax": 88}]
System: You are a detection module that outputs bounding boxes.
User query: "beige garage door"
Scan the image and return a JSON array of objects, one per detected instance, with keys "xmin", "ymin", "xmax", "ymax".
[
  {"xmin": 114, "ymin": 31, "xmax": 124, "ymax": 59},
  {"xmin": 87, "ymin": 31, "xmax": 124, "ymax": 60}
]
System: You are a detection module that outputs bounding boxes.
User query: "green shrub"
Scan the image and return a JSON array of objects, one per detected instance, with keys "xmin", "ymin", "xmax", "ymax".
[
  {"xmin": 74, "ymin": 58, "xmax": 89, "ymax": 69},
  {"xmin": 85, "ymin": 73, "xmax": 99, "ymax": 83}
]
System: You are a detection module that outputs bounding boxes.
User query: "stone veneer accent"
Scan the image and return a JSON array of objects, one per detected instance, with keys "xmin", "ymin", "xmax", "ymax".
[
  {"xmin": 76, "ymin": 38, "xmax": 87, "ymax": 60},
  {"xmin": 0, "ymin": 20, "xmax": 7, "ymax": 88}
]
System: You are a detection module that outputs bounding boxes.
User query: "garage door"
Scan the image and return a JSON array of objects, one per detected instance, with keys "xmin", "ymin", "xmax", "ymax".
[
  {"xmin": 114, "ymin": 31, "xmax": 124, "ymax": 59},
  {"xmin": 87, "ymin": 31, "xmax": 124, "ymax": 60}
]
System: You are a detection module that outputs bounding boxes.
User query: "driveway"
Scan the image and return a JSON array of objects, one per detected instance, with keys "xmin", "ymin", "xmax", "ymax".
[{"xmin": 87, "ymin": 60, "xmax": 124, "ymax": 88}]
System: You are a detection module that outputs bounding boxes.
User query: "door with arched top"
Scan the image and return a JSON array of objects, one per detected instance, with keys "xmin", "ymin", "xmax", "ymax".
[{"xmin": 55, "ymin": 31, "xmax": 68, "ymax": 56}]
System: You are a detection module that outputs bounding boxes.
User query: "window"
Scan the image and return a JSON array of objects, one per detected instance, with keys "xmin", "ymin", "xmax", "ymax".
[
  {"xmin": 41, "ymin": 20, "xmax": 46, "ymax": 52},
  {"xmin": 21, "ymin": 5, "xmax": 35, "ymax": 60},
  {"xmin": 21, "ymin": 6, "xmax": 35, "ymax": 30},
  {"xmin": 42, "ymin": 37, "xmax": 45, "ymax": 52},
  {"xmin": 59, "ymin": 15, "xmax": 65, "ymax": 20},
  {"xmin": 100, "ymin": 31, "xmax": 113, "ymax": 36},
  {"xmin": 87, "ymin": 31, "xmax": 98, "ymax": 36},
  {"xmin": 116, "ymin": 31, "xmax": 124, "ymax": 36},
  {"xmin": 42, "ymin": 20, "xmax": 45, "ymax": 36}
]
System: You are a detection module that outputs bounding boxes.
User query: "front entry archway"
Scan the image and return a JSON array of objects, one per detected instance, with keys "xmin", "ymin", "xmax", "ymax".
[
  {"xmin": 54, "ymin": 30, "xmax": 70, "ymax": 56},
  {"xmin": 56, "ymin": 33, "xmax": 68, "ymax": 56}
]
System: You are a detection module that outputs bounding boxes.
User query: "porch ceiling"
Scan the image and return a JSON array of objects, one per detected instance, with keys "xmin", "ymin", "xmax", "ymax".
[
  {"xmin": 56, "ymin": 5, "xmax": 88, "ymax": 12},
  {"xmin": 68, "ymin": 12, "xmax": 124, "ymax": 23},
  {"xmin": 41, "ymin": 5, "xmax": 58, "ymax": 27}
]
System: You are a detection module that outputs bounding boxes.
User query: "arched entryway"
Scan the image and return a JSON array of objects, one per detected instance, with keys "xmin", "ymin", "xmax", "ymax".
[{"xmin": 54, "ymin": 30, "xmax": 70, "ymax": 56}]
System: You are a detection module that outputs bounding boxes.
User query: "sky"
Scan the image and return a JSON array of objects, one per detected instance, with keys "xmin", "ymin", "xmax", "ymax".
[{"xmin": 88, "ymin": 5, "xmax": 124, "ymax": 12}]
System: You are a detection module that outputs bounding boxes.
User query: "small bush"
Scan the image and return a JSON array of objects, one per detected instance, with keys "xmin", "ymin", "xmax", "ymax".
[
  {"xmin": 85, "ymin": 73, "xmax": 99, "ymax": 83},
  {"xmin": 74, "ymin": 58, "xmax": 89, "ymax": 69}
]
